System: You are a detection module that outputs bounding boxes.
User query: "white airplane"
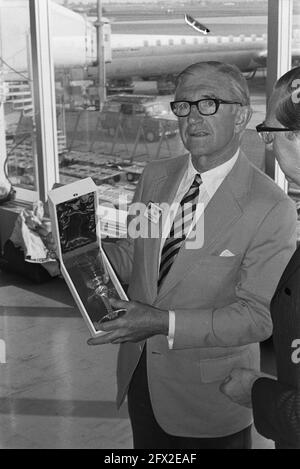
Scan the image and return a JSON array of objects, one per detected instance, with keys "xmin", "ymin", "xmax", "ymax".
[{"xmin": 1, "ymin": 0, "xmax": 298, "ymax": 85}]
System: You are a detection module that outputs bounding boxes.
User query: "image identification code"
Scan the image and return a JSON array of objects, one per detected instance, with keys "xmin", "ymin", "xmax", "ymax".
[{"xmin": 104, "ymin": 453, "xmax": 198, "ymax": 465}]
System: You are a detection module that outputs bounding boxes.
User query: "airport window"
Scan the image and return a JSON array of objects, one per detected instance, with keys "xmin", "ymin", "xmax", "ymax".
[
  {"xmin": 288, "ymin": 2, "xmax": 300, "ymax": 221},
  {"xmin": 0, "ymin": 0, "xmax": 39, "ymax": 202},
  {"xmin": 1, "ymin": 0, "xmax": 298, "ymax": 238},
  {"xmin": 49, "ymin": 0, "xmax": 271, "ymax": 206},
  {"xmin": 292, "ymin": 4, "xmax": 300, "ymax": 70}
]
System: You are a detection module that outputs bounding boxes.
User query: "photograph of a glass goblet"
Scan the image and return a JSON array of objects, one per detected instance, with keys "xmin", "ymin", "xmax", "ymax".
[
  {"xmin": 95, "ymin": 284, "xmax": 113, "ymax": 314},
  {"xmin": 78, "ymin": 253, "xmax": 108, "ymax": 290},
  {"xmin": 95, "ymin": 284, "xmax": 127, "ymax": 324},
  {"xmin": 77, "ymin": 255, "xmax": 126, "ymax": 324}
]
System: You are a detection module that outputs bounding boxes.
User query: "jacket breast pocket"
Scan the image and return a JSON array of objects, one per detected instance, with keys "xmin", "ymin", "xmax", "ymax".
[
  {"xmin": 191, "ymin": 253, "xmax": 242, "ymax": 274},
  {"xmin": 199, "ymin": 349, "xmax": 251, "ymax": 384},
  {"xmin": 180, "ymin": 254, "xmax": 242, "ymax": 306},
  {"xmin": 203, "ymin": 253, "xmax": 242, "ymax": 266}
]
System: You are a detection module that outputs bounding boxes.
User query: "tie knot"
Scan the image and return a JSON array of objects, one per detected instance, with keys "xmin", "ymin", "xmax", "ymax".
[{"xmin": 193, "ymin": 174, "xmax": 202, "ymax": 187}]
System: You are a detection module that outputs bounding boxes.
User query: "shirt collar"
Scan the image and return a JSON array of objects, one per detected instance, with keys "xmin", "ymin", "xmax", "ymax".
[{"xmin": 188, "ymin": 149, "xmax": 240, "ymax": 199}]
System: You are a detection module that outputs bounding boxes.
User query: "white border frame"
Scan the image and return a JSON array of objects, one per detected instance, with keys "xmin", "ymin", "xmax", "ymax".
[{"xmin": 29, "ymin": 0, "xmax": 59, "ymax": 202}]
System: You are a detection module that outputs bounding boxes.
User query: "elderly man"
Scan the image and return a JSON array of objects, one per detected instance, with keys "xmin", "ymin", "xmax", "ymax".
[{"xmin": 89, "ymin": 61, "xmax": 297, "ymax": 449}]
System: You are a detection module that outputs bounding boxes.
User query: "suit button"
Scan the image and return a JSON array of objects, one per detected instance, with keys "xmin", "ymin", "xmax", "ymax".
[{"xmin": 284, "ymin": 287, "xmax": 291, "ymax": 296}]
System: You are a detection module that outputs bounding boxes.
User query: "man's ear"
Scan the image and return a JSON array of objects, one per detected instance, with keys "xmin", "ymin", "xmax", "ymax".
[{"xmin": 234, "ymin": 106, "xmax": 252, "ymax": 134}]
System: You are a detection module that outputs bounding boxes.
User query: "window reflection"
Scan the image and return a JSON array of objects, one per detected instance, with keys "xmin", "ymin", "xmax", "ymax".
[
  {"xmin": 1, "ymin": 0, "xmax": 271, "ymax": 207},
  {"xmin": 51, "ymin": 0, "xmax": 268, "ymax": 234},
  {"xmin": 288, "ymin": 1, "xmax": 300, "ymax": 240},
  {"xmin": 0, "ymin": 0, "xmax": 37, "ymax": 191}
]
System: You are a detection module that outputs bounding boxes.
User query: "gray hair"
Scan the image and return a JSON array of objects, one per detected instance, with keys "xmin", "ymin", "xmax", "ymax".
[{"xmin": 176, "ymin": 61, "xmax": 250, "ymax": 106}]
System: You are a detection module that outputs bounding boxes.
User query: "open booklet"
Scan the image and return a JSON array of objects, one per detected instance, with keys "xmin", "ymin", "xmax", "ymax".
[{"xmin": 48, "ymin": 178, "xmax": 128, "ymax": 337}]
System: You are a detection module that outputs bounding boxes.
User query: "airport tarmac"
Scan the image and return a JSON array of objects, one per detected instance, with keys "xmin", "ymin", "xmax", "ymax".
[
  {"xmin": 108, "ymin": 1, "xmax": 300, "ymax": 38},
  {"xmin": 111, "ymin": 15, "xmax": 268, "ymax": 37}
]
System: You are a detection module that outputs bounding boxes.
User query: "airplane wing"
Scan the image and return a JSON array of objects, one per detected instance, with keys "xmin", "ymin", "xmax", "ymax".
[{"xmin": 184, "ymin": 14, "xmax": 210, "ymax": 35}]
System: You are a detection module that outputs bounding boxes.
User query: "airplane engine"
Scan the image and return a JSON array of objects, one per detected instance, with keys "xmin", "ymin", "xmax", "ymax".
[{"xmin": 52, "ymin": 37, "xmax": 97, "ymax": 68}]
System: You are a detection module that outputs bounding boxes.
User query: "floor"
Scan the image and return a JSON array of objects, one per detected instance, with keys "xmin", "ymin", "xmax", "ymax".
[{"xmin": 0, "ymin": 270, "xmax": 274, "ymax": 449}]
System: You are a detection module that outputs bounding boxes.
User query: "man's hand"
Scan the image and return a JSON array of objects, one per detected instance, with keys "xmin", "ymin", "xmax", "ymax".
[
  {"xmin": 87, "ymin": 298, "xmax": 169, "ymax": 346},
  {"xmin": 220, "ymin": 368, "xmax": 263, "ymax": 408}
]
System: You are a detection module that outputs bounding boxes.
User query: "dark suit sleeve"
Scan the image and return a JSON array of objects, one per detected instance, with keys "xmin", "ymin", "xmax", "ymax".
[{"xmin": 252, "ymin": 377, "xmax": 300, "ymax": 448}]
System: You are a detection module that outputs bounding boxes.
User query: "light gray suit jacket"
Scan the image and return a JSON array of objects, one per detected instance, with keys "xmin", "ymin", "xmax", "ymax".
[{"xmin": 105, "ymin": 152, "xmax": 297, "ymax": 438}]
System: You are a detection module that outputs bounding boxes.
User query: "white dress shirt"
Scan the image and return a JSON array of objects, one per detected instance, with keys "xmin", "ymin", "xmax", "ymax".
[{"xmin": 164, "ymin": 150, "xmax": 240, "ymax": 348}]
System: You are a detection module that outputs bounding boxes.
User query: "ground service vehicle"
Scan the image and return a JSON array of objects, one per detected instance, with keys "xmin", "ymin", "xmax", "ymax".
[{"xmin": 100, "ymin": 95, "xmax": 178, "ymax": 143}]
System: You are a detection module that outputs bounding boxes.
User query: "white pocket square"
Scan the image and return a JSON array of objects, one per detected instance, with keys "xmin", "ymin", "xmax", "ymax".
[{"xmin": 220, "ymin": 249, "xmax": 235, "ymax": 257}]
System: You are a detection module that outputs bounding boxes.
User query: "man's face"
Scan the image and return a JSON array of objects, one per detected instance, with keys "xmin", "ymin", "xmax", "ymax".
[{"xmin": 174, "ymin": 70, "xmax": 242, "ymax": 160}]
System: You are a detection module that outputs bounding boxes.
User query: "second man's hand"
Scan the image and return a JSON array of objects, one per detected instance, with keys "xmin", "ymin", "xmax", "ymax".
[{"xmin": 87, "ymin": 298, "xmax": 169, "ymax": 346}]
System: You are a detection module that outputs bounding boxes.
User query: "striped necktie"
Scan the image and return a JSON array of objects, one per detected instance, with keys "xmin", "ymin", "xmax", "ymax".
[{"xmin": 158, "ymin": 173, "xmax": 202, "ymax": 289}]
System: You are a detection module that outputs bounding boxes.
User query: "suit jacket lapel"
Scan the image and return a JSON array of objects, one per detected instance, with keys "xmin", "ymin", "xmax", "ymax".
[{"xmin": 156, "ymin": 152, "xmax": 252, "ymax": 302}]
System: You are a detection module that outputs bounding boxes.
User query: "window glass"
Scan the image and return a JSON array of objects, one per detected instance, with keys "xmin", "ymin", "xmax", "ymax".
[
  {"xmin": 47, "ymin": 1, "xmax": 267, "ymax": 235},
  {"xmin": 0, "ymin": 0, "xmax": 38, "ymax": 193},
  {"xmin": 289, "ymin": 0, "xmax": 300, "ymax": 239}
]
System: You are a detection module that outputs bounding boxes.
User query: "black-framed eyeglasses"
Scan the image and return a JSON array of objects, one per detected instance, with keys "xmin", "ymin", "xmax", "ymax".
[
  {"xmin": 256, "ymin": 123, "xmax": 296, "ymax": 144},
  {"xmin": 170, "ymin": 98, "xmax": 243, "ymax": 117}
]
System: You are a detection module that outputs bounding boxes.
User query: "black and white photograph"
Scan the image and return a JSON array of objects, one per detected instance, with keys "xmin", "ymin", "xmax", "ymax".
[{"xmin": 0, "ymin": 0, "xmax": 300, "ymax": 452}]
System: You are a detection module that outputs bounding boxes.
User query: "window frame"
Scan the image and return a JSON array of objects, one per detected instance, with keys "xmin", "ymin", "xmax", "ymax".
[
  {"xmin": 266, "ymin": 0, "xmax": 293, "ymax": 192},
  {"xmin": 29, "ymin": 0, "xmax": 59, "ymax": 203},
  {"xmin": 1, "ymin": 0, "xmax": 59, "ymax": 204}
]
